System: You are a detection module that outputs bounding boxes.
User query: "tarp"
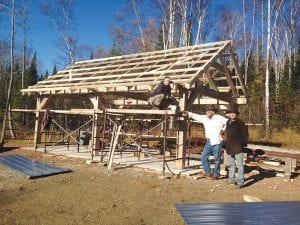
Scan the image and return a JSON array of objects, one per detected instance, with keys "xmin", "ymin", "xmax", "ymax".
[{"xmin": 0, "ymin": 154, "xmax": 71, "ymax": 179}]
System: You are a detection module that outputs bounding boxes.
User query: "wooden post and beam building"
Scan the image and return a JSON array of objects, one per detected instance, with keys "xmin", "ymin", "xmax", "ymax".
[{"xmin": 20, "ymin": 40, "xmax": 247, "ymax": 169}]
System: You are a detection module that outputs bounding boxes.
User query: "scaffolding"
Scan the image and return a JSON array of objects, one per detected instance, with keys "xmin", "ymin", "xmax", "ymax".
[{"xmin": 91, "ymin": 109, "xmax": 188, "ymax": 175}]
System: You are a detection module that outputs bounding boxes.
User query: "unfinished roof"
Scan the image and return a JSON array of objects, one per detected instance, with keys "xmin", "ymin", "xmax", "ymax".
[{"xmin": 21, "ymin": 40, "xmax": 246, "ymax": 99}]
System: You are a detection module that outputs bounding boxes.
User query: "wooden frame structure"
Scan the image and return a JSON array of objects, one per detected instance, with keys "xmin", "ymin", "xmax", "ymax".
[{"xmin": 20, "ymin": 40, "xmax": 247, "ymax": 169}]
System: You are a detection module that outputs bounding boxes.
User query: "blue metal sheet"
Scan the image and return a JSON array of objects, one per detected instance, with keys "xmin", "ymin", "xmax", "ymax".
[
  {"xmin": 175, "ymin": 201, "xmax": 300, "ymax": 225},
  {"xmin": 0, "ymin": 155, "xmax": 71, "ymax": 179}
]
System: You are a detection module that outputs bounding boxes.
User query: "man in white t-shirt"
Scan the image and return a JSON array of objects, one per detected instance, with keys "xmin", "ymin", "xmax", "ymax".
[{"xmin": 185, "ymin": 105, "xmax": 228, "ymax": 179}]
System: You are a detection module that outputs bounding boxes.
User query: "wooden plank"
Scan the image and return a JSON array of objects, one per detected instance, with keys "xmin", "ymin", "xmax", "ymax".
[
  {"xmin": 11, "ymin": 108, "xmax": 96, "ymax": 115},
  {"xmin": 196, "ymin": 97, "xmax": 246, "ymax": 105},
  {"xmin": 22, "ymin": 75, "xmax": 194, "ymax": 94},
  {"xmin": 217, "ymin": 86, "xmax": 243, "ymax": 91},
  {"xmin": 22, "ymin": 78, "xmax": 187, "ymax": 94},
  {"xmin": 106, "ymin": 108, "xmax": 176, "ymax": 115},
  {"xmin": 247, "ymin": 144, "xmax": 300, "ymax": 155},
  {"xmin": 213, "ymin": 76, "xmax": 239, "ymax": 81}
]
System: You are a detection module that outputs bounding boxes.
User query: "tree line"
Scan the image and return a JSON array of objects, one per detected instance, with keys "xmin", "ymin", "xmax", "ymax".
[{"xmin": 0, "ymin": 0, "xmax": 299, "ymax": 140}]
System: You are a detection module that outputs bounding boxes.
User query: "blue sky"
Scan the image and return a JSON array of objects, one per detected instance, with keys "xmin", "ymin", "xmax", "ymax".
[
  {"xmin": 29, "ymin": 0, "xmax": 125, "ymax": 73},
  {"xmin": 3, "ymin": 0, "xmax": 297, "ymax": 75},
  {"xmin": 0, "ymin": 0, "xmax": 234, "ymax": 74}
]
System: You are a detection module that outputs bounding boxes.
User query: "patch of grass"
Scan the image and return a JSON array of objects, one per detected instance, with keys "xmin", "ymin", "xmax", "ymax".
[{"xmin": 249, "ymin": 127, "xmax": 300, "ymax": 149}]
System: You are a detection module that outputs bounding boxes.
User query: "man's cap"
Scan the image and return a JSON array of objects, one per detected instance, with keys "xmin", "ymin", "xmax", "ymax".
[
  {"xmin": 206, "ymin": 105, "xmax": 218, "ymax": 112},
  {"xmin": 227, "ymin": 107, "xmax": 239, "ymax": 114}
]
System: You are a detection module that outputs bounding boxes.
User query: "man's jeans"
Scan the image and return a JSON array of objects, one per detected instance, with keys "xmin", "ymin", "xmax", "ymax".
[
  {"xmin": 201, "ymin": 140, "xmax": 222, "ymax": 176},
  {"xmin": 148, "ymin": 94, "xmax": 179, "ymax": 109},
  {"xmin": 148, "ymin": 94, "xmax": 165, "ymax": 107},
  {"xmin": 227, "ymin": 153, "xmax": 244, "ymax": 186}
]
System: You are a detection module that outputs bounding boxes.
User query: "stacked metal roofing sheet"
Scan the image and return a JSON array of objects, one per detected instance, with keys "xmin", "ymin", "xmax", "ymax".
[
  {"xmin": 0, "ymin": 155, "xmax": 71, "ymax": 179},
  {"xmin": 175, "ymin": 201, "xmax": 300, "ymax": 225}
]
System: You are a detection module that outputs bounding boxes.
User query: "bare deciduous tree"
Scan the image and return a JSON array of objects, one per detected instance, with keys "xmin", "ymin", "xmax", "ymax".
[
  {"xmin": 218, "ymin": 6, "xmax": 243, "ymax": 50},
  {"xmin": 177, "ymin": 0, "xmax": 188, "ymax": 47},
  {"xmin": 242, "ymin": 0, "xmax": 255, "ymax": 85},
  {"xmin": 265, "ymin": 0, "xmax": 284, "ymax": 137},
  {"xmin": 0, "ymin": 0, "xmax": 16, "ymax": 145},
  {"xmin": 194, "ymin": 0, "xmax": 209, "ymax": 45},
  {"xmin": 130, "ymin": 0, "xmax": 146, "ymax": 49},
  {"xmin": 40, "ymin": 0, "xmax": 76, "ymax": 66}
]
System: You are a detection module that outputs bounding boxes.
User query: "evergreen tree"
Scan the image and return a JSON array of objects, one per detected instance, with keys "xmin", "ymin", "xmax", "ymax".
[
  {"xmin": 109, "ymin": 40, "xmax": 123, "ymax": 56},
  {"xmin": 244, "ymin": 51, "xmax": 265, "ymax": 125},
  {"xmin": 40, "ymin": 70, "xmax": 49, "ymax": 81},
  {"xmin": 25, "ymin": 52, "xmax": 38, "ymax": 87},
  {"xmin": 155, "ymin": 23, "xmax": 165, "ymax": 50},
  {"xmin": 52, "ymin": 64, "xmax": 57, "ymax": 75},
  {"xmin": 292, "ymin": 40, "xmax": 300, "ymax": 93}
]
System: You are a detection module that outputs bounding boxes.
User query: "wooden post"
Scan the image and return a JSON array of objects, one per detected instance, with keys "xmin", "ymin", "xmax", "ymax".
[
  {"xmin": 33, "ymin": 97, "xmax": 51, "ymax": 150},
  {"xmin": 284, "ymin": 157, "xmax": 292, "ymax": 178},
  {"xmin": 90, "ymin": 95, "xmax": 102, "ymax": 155},
  {"xmin": 220, "ymin": 151, "xmax": 228, "ymax": 176},
  {"xmin": 176, "ymin": 87, "xmax": 188, "ymax": 169}
]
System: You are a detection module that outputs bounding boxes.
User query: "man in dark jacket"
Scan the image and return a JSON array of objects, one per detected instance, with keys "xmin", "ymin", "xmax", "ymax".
[
  {"xmin": 41, "ymin": 109, "xmax": 53, "ymax": 133},
  {"xmin": 225, "ymin": 107, "xmax": 248, "ymax": 188},
  {"xmin": 148, "ymin": 77, "xmax": 178, "ymax": 110}
]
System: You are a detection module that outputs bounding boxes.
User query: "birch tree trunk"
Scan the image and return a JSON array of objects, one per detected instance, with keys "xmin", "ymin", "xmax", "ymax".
[
  {"xmin": 243, "ymin": 0, "xmax": 255, "ymax": 85},
  {"xmin": 130, "ymin": 0, "xmax": 146, "ymax": 49},
  {"xmin": 40, "ymin": 0, "xmax": 76, "ymax": 66},
  {"xmin": 178, "ymin": 0, "xmax": 188, "ymax": 47},
  {"xmin": 243, "ymin": 0, "xmax": 247, "ymax": 83},
  {"xmin": 265, "ymin": 0, "xmax": 284, "ymax": 137},
  {"xmin": 167, "ymin": 0, "xmax": 175, "ymax": 49},
  {"xmin": 20, "ymin": 0, "xmax": 29, "ymax": 126},
  {"xmin": 0, "ymin": 0, "xmax": 16, "ymax": 146},
  {"xmin": 194, "ymin": 0, "xmax": 207, "ymax": 45},
  {"xmin": 265, "ymin": 0, "xmax": 271, "ymax": 137},
  {"xmin": 289, "ymin": 0, "xmax": 298, "ymax": 82},
  {"xmin": 261, "ymin": 0, "xmax": 264, "ymax": 52}
]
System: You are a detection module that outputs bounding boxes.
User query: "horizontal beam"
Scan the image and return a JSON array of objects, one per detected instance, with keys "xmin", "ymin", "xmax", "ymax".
[
  {"xmin": 106, "ymin": 108, "xmax": 176, "ymax": 115},
  {"xmin": 247, "ymin": 144, "xmax": 300, "ymax": 156},
  {"xmin": 11, "ymin": 109, "xmax": 95, "ymax": 115},
  {"xmin": 190, "ymin": 86, "xmax": 233, "ymax": 103},
  {"xmin": 197, "ymin": 97, "xmax": 246, "ymax": 105}
]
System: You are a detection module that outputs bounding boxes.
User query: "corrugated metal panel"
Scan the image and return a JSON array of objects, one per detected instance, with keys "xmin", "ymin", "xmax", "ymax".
[
  {"xmin": 0, "ymin": 155, "xmax": 71, "ymax": 179},
  {"xmin": 175, "ymin": 202, "xmax": 300, "ymax": 225}
]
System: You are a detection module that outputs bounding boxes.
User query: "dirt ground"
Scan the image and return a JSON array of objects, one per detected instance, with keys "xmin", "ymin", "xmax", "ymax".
[{"xmin": 1, "ymin": 145, "xmax": 300, "ymax": 225}]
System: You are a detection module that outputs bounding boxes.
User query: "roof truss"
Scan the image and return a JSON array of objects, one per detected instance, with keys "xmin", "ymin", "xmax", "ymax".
[{"xmin": 22, "ymin": 40, "xmax": 246, "ymax": 104}]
